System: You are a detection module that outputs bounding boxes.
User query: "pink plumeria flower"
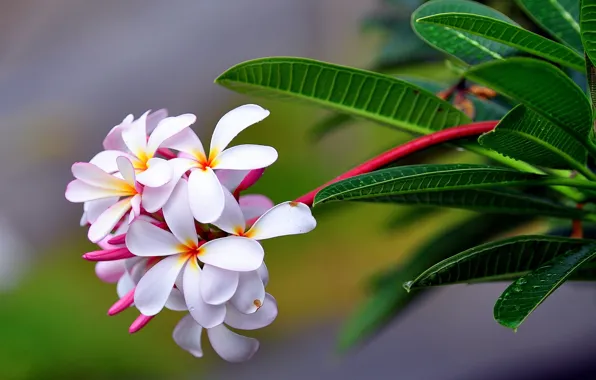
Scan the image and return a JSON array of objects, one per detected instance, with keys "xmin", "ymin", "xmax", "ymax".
[
  {"xmin": 125, "ymin": 180, "xmax": 264, "ymax": 328},
  {"xmin": 90, "ymin": 110, "xmax": 196, "ymax": 188},
  {"xmin": 66, "ymin": 156, "xmax": 143, "ymax": 242},
  {"xmin": 162, "ymin": 104, "xmax": 278, "ymax": 223},
  {"xmin": 173, "ymin": 294, "xmax": 278, "ymax": 362}
]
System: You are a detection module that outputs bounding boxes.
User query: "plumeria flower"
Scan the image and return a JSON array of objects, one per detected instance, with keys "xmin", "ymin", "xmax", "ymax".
[
  {"xmin": 66, "ymin": 156, "xmax": 143, "ymax": 242},
  {"xmin": 173, "ymin": 294, "xmax": 278, "ymax": 362},
  {"xmin": 125, "ymin": 180, "xmax": 264, "ymax": 327},
  {"xmin": 90, "ymin": 110, "xmax": 196, "ymax": 188},
  {"xmin": 210, "ymin": 189, "xmax": 316, "ymax": 312},
  {"xmin": 162, "ymin": 104, "xmax": 278, "ymax": 223}
]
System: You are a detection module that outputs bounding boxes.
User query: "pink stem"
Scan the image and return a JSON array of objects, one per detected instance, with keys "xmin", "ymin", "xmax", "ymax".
[
  {"xmin": 294, "ymin": 121, "xmax": 498, "ymax": 207},
  {"xmin": 129, "ymin": 314, "xmax": 154, "ymax": 334},
  {"xmin": 108, "ymin": 288, "xmax": 135, "ymax": 316},
  {"xmin": 108, "ymin": 234, "xmax": 126, "ymax": 245}
]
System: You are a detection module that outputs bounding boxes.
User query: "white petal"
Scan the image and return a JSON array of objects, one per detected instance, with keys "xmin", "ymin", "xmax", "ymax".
[
  {"xmin": 188, "ymin": 167, "xmax": 225, "ymax": 223},
  {"xmin": 146, "ymin": 109, "xmax": 168, "ymax": 133},
  {"xmin": 80, "ymin": 211, "xmax": 88, "ymax": 226},
  {"xmin": 173, "ymin": 314, "xmax": 203, "ymax": 358},
  {"xmin": 85, "ymin": 197, "xmax": 119, "ymax": 224},
  {"xmin": 199, "ymin": 236, "xmax": 263, "ymax": 272},
  {"xmin": 225, "ymin": 294, "xmax": 278, "ymax": 330},
  {"xmin": 246, "ymin": 201, "xmax": 316, "ymax": 240},
  {"xmin": 230, "ymin": 270, "xmax": 265, "ymax": 314},
  {"xmin": 103, "ymin": 114, "xmax": 133, "ymax": 151},
  {"xmin": 136, "ymin": 158, "xmax": 172, "ymax": 187},
  {"xmin": 117, "ymin": 271, "xmax": 136, "ymax": 298},
  {"xmin": 141, "ymin": 158, "xmax": 197, "ymax": 212},
  {"xmin": 239, "ymin": 194, "xmax": 274, "ymax": 221},
  {"xmin": 135, "ymin": 254, "xmax": 187, "ymax": 316},
  {"xmin": 183, "ymin": 258, "xmax": 226, "ymax": 328},
  {"xmin": 200, "ymin": 265, "xmax": 239, "ymax": 305},
  {"xmin": 212, "ymin": 187, "xmax": 245, "ymax": 235},
  {"xmin": 146, "ymin": 114, "xmax": 197, "ymax": 156},
  {"xmin": 207, "ymin": 324, "xmax": 259, "ymax": 363},
  {"xmin": 257, "ymin": 262, "xmax": 269, "ymax": 287},
  {"xmin": 162, "ymin": 127, "xmax": 205, "ymax": 158},
  {"xmin": 216, "ymin": 169, "xmax": 249, "ymax": 192},
  {"xmin": 95, "ymin": 260, "xmax": 126, "ymax": 283},
  {"xmin": 116, "ymin": 156, "xmax": 137, "ymax": 187},
  {"xmin": 65, "ymin": 180, "xmax": 125, "ymax": 202},
  {"xmin": 165, "ymin": 288, "xmax": 188, "ymax": 311},
  {"xmin": 125, "ymin": 219, "xmax": 184, "ymax": 257},
  {"xmin": 214, "ymin": 145, "xmax": 278, "ymax": 170},
  {"xmin": 72, "ymin": 162, "xmax": 131, "ymax": 191},
  {"xmin": 210, "ymin": 104, "xmax": 270, "ymax": 154},
  {"xmin": 89, "ymin": 150, "xmax": 130, "ymax": 173},
  {"xmin": 128, "ymin": 194, "xmax": 142, "ymax": 224},
  {"xmin": 163, "ymin": 180, "xmax": 197, "ymax": 246},
  {"xmin": 122, "ymin": 111, "xmax": 149, "ymax": 159},
  {"xmin": 88, "ymin": 198, "xmax": 132, "ymax": 243}
]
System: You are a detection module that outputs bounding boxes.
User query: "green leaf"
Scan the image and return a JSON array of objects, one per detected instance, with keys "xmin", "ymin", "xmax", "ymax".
[
  {"xmin": 494, "ymin": 242, "xmax": 596, "ymax": 330},
  {"xmin": 215, "ymin": 57, "xmax": 470, "ymax": 136},
  {"xmin": 404, "ymin": 236, "xmax": 595, "ymax": 290},
  {"xmin": 464, "ymin": 58, "xmax": 592, "ymax": 146},
  {"xmin": 412, "ymin": 0, "xmax": 518, "ymax": 65},
  {"xmin": 479, "ymin": 105, "xmax": 588, "ymax": 171},
  {"xmin": 587, "ymin": 52, "xmax": 596, "ymax": 107},
  {"xmin": 314, "ymin": 164, "xmax": 549, "ymax": 204},
  {"xmin": 469, "ymin": 94, "xmax": 510, "ymax": 121},
  {"xmin": 342, "ymin": 212, "xmax": 533, "ymax": 351},
  {"xmin": 581, "ymin": 0, "xmax": 596, "ymax": 65},
  {"xmin": 417, "ymin": 12, "xmax": 585, "ymax": 71},
  {"xmin": 516, "ymin": 0, "xmax": 583, "ymax": 52}
]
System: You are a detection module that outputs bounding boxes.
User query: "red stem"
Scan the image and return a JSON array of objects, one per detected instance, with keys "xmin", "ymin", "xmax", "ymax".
[{"xmin": 295, "ymin": 121, "xmax": 498, "ymax": 206}]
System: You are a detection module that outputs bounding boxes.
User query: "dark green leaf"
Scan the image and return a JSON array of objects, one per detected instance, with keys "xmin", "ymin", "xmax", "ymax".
[
  {"xmin": 404, "ymin": 236, "xmax": 594, "ymax": 290},
  {"xmin": 464, "ymin": 58, "xmax": 592, "ymax": 145},
  {"xmin": 412, "ymin": 0, "xmax": 518, "ymax": 65},
  {"xmin": 384, "ymin": 206, "xmax": 442, "ymax": 230},
  {"xmin": 516, "ymin": 0, "xmax": 583, "ymax": 52},
  {"xmin": 417, "ymin": 12, "xmax": 585, "ymax": 71},
  {"xmin": 494, "ymin": 242, "xmax": 596, "ymax": 329},
  {"xmin": 586, "ymin": 52, "xmax": 596, "ymax": 107},
  {"xmin": 581, "ymin": 0, "xmax": 596, "ymax": 66},
  {"xmin": 215, "ymin": 57, "xmax": 470, "ymax": 135},
  {"xmin": 479, "ymin": 105, "xmax": 588, "ymax": 171},
  {"xmin": 468, "ymin": 94, "xmax": 510, "ymax": 121}
]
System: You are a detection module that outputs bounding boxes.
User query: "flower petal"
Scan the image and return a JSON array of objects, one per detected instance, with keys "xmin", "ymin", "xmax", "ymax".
[
  {"xmin": 122, "ymin": 111, "xmax": 149, "ymax": 159},
  {"xmin": 188, "ymin": 167, "xmax": 225, "ymax": 223},
  {"xmin": 183, "ymin": 258, "xmax": 226, "ymax": 328},
  {"xmin": 136, "ymin": 158, "xmax": 172, "ymax": 187},
  {"xmin": 199, "ymin": 236, "xmax": 263, "ymax": 272},
  {"xmin": 173, "ymin": 314, "xmax": 203, "ymax": 358},
  {"xmin": 85, "ymin": 197, "xmax": 119, "ymax": 224},
  {"xmin": 207, "ymin": 324, "xmax": 259, "ymax": 363},
  {"xmin": 246, "ymin": 201, "xmax": 316, "ymax": 240},
  {"xmin": 239, "ymin": 194, "xmax": 274, "ymax": 221},
  {"xmin": 257, "ymin": 262, "xmax": 269, "ymax": 287},
  {"xmin": 126, "ymin": 219, "xmax": 184, "ymax": 256},
  {"xmin": 146, "ymin": 114, "xmax": 197, "ymax": 156},
  {"xmin": 165, "ymin": 288, "xmax": 188, "ymax": 311},
  {"xmin": 72, "ymin": 162, "xmax": 131, "ymax": 191},
  {"xmin": 162, "ymin": 127, "xmax": 205, "ymax": 159},
  {"xmin": 103, "ymin": 114, "xmax": 133, "ymax": 151},
  {"xmin": 200, "ymin": 265, "xmax": 239, "ymax": 305},
  {"xmin": 141, "ymin": 158, "xmax": 197, "ymax": 212},
  {"xmin": 95, "ymin": 260, "xmax": 126, "ymax": 283},
  {"xmin": 134, "ymin": 254, "xmax": 187, "ymax": 316},
  {"xmin": 214, "ymin": 145, "xmax": 278, "ymax": 170},
  {"xmin": 210, "ymin": 104, "xmax": 270, "ymax": 154},
  {"xmin": 116, "ymin": 156, "xmax": 136, "ymax": 187},
  {"xmin": 65, "ymin": 180, "xmax": 124, "ymax": 203},
  {"xmin": 116, "ymin": 271, "xmax": 136, "ymax": 298},
  {"xmin": 163, "ymin": 180, "xmax": 198, "ymax": 246},
  {"xmin": 89, "ymin": 150, "xmax": 131, "ymax": 173},
  {"xmin": 88, "ymin": 198, "xmax": 132, "ymax": 243},
  {"xmin": 230, "ymin": 270, "xmax": 265, "ymax": 314},
  {"xmin": 216, "ymin": 169, "xmax": 250, "ymax": 191},
  {"xmin": 225, "ymin": 293, "xmax": 278, "ymax": 330},
  {"xmin": 212, "ymin": 187, "xmax": 245, "ymax": 235},
  {"xmin": 146, "ymin": 109, "xmax": 168, "ymax": 133}
]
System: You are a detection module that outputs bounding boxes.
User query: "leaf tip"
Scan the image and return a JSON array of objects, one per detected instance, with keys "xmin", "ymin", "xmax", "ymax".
[{"xmin": 403, "ymin": 281, "xmax": 413, "ymax": 293}]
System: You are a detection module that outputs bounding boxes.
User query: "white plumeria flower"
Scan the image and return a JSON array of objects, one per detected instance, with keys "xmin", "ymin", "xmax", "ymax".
[
  {"xmin": 162, "ymin": 104, "xmax": 278, "ymax": 223},
  {"xmin": 66, "ymin": 156, "xmax": 143, "ymax": 242},
  {"xmin": 209, "ymin": 188, "xmax": 316, "ymax": 313},
  {"xmin": 125, "ymin": 180, "xmax": 264, "ymax": 327},
  {"xmin": 90, "ymin": 110, "xmax": 196, "ymax": 188},
  {"xmin": 173, "ymin": 294, "xmax": 278, "ymax": 362}
]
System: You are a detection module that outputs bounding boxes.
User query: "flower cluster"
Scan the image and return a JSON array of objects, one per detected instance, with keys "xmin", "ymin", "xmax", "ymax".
[{"xmin": 65, "ymin": 105, "xmax": 316, "ymax": 362}]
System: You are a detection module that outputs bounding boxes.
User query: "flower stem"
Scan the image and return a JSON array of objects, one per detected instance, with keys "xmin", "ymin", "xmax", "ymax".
[{"xmin": 295, "ymin": 121, "xmax": 498, "ymax": 206}]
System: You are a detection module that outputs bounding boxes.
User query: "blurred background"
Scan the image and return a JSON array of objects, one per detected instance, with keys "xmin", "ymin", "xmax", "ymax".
[{"xmin": 1, "ymin": 0, "xmax": 596, "ymax": 379}]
